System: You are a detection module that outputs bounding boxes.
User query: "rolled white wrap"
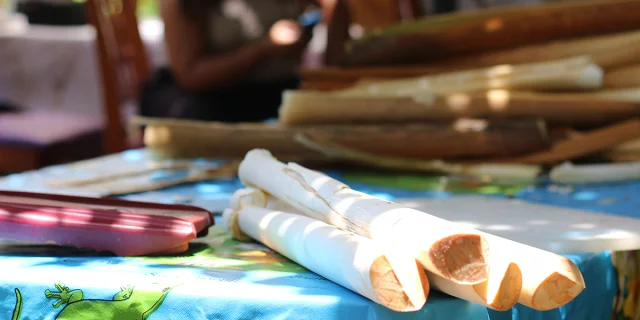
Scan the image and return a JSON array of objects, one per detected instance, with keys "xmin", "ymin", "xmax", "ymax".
[
  {"xmin": 238, "ymin": 149, "xmax": 490, "ymax": 284},
  {"xmin": 222, "ymin": 188, "xmax": 429, "ymax": 312}
]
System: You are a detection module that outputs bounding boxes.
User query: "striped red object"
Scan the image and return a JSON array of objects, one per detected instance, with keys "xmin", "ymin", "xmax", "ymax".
[{"xmin": 0, "ymin": 190, "xmax": 215, "ymax": 256}]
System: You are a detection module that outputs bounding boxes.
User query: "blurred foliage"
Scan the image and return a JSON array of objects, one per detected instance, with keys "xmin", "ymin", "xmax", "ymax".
[
  {"xmin": 137, "ymin": 0, "xmax": 158, "ymax": 17},
  {"xmin": 342, "ymin": 172, "xmax": 528, "ymax": 196},
  {"xmin": 70, "ymin": 0, "xmax": 158, "ymax": 17}
]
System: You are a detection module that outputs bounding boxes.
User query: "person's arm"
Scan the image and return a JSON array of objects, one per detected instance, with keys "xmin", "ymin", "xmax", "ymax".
[
  {"xmin": 160, "ymin": 0, "xmax": 273, "ymax": 92},
  {"xmin": 324, "ymin": 0, "xmax": 351, "ymax": 66}
]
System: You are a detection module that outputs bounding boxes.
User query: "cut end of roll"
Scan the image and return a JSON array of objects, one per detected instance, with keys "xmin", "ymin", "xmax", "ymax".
[
  {"xmin": 530, "ymin": 258, "xmax": 585, "ymax": 311},
  {"xmin": 370, "ymin": 256, "xmax": 428, "ymax": 312},
  {"xmin": 429, "ymin": 234, "xmax": 490, "ymax": 284},
  {"xmin": 473, "ymin": 262, "xmax": 522, "ymax": 311}
]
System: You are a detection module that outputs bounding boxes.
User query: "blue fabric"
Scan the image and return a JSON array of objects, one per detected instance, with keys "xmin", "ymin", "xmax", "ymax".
[
  {"xmin": 0, "ymin": 161, "xmax": 634, "ymax": 319},
  {"xmin": 517, "ymin": 180, "xmax": 640, "ymax": 218},
  {"xmin": 117, "ymin": 175, "xmax": 630, "ymax": 320},
  {"xmin": 0, "ymin": 227, "xmax": 489, "ymax": 320}
]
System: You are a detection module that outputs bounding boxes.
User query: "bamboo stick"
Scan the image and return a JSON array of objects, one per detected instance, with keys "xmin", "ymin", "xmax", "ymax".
[
  {"xmin": 262, "ymin": 193, "xmax": 523, "ymax": 311},
  {"xmin": 301, "ymin": 30, "xmax": 640, "ymax": 86},
  {"xmin": 558, "ymin": 88, "xmax": 640, "ymax": 103},
  {"xmin": 357, "ymin": 0, "xmax": 640, "ymax": 43},
  {"xmin": 294, "ymin": 134, "xmax": 542, "ymax": 182},
  {"xmin": 426, "ymin": 31, "xmax": 640, "ymax": 72},
  {"xmin": 77, "ymin": 161, "xmax": 239, "ymax": 196},
  {"xmin": 135, "ymin": 116, "xmax": 550, "ymax": 161},
  {"xmin": 222, "ymin": 188, "xmax": 429, "ymax": 312},
  {"xmin": 604, "ymin": 137, "xmax": 640, "ymax": 162},
  {"xmin": 237, "ymin": 149, "xmax": 491, "ymax": 284},
  {"xmin": 612, "ymin": 137, "xmax": 640, "ymax": 153},
  {"xmin": 300, "ymin": 65, "xmax": 455, "ymax": 83},
  {"xmin": 604, "ymin": 64, "xmax": 640, "ymax": 89},
  {"xmin": 515, "ymin": 119, "xmax": 640, "ymax": 164},
  {"xmin": 550, "ymin": 162, "xmax": 640, "ymax": 184},
  {"xmin": 343, "ymin": 0, "xmax": 640, "ymax": 66},
  {"xmin": 279, "ymin": 90, "xmax": 638, "ymax": 128},
  {"xmin": 336, "ymin": 56, "xmax": 602, "ymax": 97},
  {"xmin": 605, "ymin": 152, "xmax": 640, "ymax": 162},
  {"xmin": 298, "ymin": 80, "xmax": 355, "ymax": 91}
]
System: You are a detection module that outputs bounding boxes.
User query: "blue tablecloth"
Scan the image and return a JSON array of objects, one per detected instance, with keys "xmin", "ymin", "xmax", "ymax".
[{"xmin": 1, "ymin": 158, "xmax": 637, "ymax": 319}]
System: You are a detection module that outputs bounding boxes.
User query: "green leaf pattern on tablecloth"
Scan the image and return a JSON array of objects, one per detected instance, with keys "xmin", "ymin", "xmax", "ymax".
[{"xmin": 130, "ymin": 227, "xmax": 307, "ymax": 274}]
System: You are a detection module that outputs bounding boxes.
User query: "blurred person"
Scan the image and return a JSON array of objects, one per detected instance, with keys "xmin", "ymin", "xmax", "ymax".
[{"xmin": 140, "ymin": 0, "xmax": 349, "ymax": 122}]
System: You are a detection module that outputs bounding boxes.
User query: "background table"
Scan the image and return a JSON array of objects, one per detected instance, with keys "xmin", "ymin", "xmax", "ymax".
[
  {"xmin": 0, "ymin": 18, "xmax": 166, "ymax": 121},
  {"xmin": 0, "ymin": 150, "xmax": 635, "ymax": 319}
]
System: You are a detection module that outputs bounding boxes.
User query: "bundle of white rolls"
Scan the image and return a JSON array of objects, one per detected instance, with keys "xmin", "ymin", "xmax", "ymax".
[{"xmin": 221, "ymin": 149, "xmax": 585, "ymax": 312}]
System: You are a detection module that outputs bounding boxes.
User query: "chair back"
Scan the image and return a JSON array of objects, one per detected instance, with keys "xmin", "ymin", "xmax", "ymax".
[{"xmin": 85, "ymin": 0, "xmax": 149, "ymax": 154}]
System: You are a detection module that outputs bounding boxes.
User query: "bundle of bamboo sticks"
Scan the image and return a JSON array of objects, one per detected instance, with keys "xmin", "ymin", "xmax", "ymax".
[
  {"xmin": 281, "ymin": 54, "xmax": 640, "ymax": 179},
  {"xmin": 280, "ymin": 1, "xmax": 640, "ymax": 179},
  {"xmin": 341, "ymin": 0, "xmax": 640, "ymax": 67},
  {"xmin": 221, "ymin": 149, "xmax": 586, "ymax": 312},
  {"xmin": 136, "ymin": 0, "xmax": 640, "ymax": 183}
]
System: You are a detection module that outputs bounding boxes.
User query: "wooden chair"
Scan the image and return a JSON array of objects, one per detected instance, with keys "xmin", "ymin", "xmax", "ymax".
[
  {"xmin": 0, "ymin": 0, "xmax": 148, "ymax": 174},
  {"xmin": 85, "ymin": 0, "xmax": 150, "ymax": 154},
  {"xmin": 0, "ymin": 110, "xmax": 103, "ymax": 174}
]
